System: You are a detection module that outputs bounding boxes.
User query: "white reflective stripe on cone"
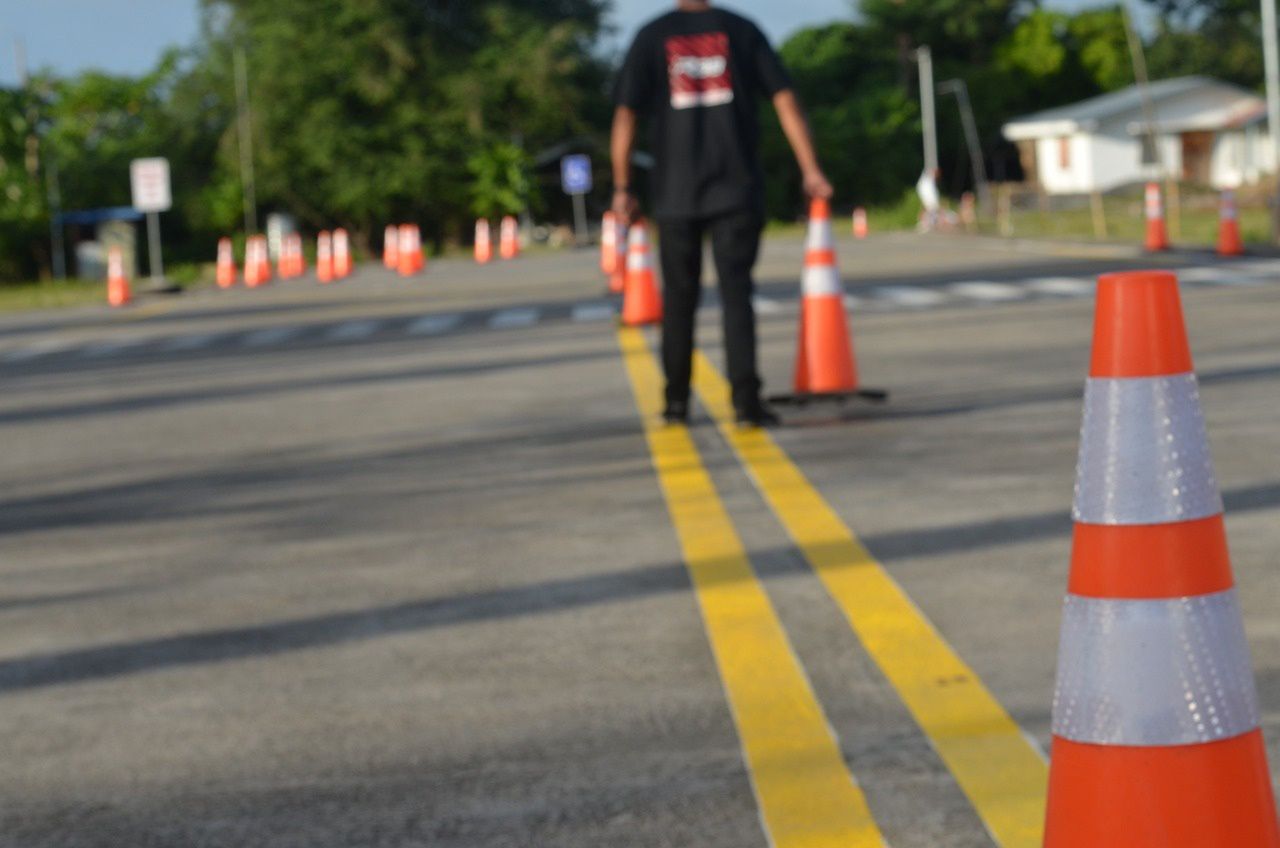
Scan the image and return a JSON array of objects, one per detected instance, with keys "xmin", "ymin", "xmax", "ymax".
[
  {"xmin": 802, "ymin": 264, "xmax": 842, "ymax": 298},
  {"xmin": 1052, "ymin": 588, "xmax": 1260, "ymax": 746},
  {"xmin": 806, "ymin": 217, "xmax": 834, "ymax": 251},
  {"xmin": 1073, "ymin": 374, "xmax": 1223, "ymax": 525}
]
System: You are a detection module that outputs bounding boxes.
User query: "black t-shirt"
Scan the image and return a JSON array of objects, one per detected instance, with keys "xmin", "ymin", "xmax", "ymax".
[{"xmin": 614, "ymin": 7, "xmax": 792, "ymax": 220}]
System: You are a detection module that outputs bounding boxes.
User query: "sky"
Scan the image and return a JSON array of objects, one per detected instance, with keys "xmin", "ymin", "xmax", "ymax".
[{"xmin": 0, "ymin": 0, "xmax": 1133, "ymax": 87}]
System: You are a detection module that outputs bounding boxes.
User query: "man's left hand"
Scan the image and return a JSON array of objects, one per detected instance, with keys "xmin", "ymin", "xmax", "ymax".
[{"xmin": 803, "ymin": 168, "xmax": 834, "ymax": 200}]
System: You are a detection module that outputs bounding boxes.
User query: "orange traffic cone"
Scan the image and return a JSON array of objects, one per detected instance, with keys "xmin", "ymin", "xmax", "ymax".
[
  {"xmin": 317, "ymin": 231, "xmax": 334, "ymax": 284},
  {"xmin": 384, "ymin": 224, "xmax": 400, "ymax": 270},
  {"xmin": 1043, "ymin": 269, "xmax": 1280, "ymax": 848},
  {"xmin": 474, "ymin": 219, "xmax": 492, "ymax": 264},
  {"xmin": 1218, "ymin": 189, "xmax": 1244, "ymax": 257},
  {"xmin": 499, "ymin": 215, "xmax": 520, "ymax": 260},
  {"xmin": 216, "ymin": 237, "xmax": 236, "ymax": 289},
  {"xmin": 397, "ymin": 224, "xmax": 423, "ymax": 277},
  {"xmin": 106, "ymin": 246, "xmax": 132, "ymax": 307},
  {"xmin": 333, "ymin": 228, "xmax": 352, "ymax": 279},
  {"xmin": 621, "ymin": 219, "xmax": 662, "ymax": 327},
  {"xmin": 1144, "ymin": 182, "xmax": 1169, "ymax": 252},
  {"xmin": 244, "ymin": 237, "xmax": 263, "ymax": 288},
  {"xmin": 277, "ymin": 234, "xmax": 293, "ymax": 279},
  {"xmin": 602, "ymin": 211, "xmax": 626, "ymax": 293},
  {"xmin": 852, "ymin": 207, "xmax": 868, "ymax": 239},
  {"xmin": 773, "ymin": 198, "xmax": 886, "ymax": 405}
]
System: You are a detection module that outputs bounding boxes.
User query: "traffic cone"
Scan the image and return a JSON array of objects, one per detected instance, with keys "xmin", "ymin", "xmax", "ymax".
[
  {"xmin": 621, "ymin": 219, "xmax": 662, "ymax": 326},
  {"xmin": 384, "ymin": 224, "xmax": 400, "ymax": 270},
  {"xmin": 474, "ymin": 219, "xmax": 492, "ymax": 264},
  {"xmin": 601, "ymin": 211, "xmax": 619, "ymax": 275},
  {"xmin": 608, "ymin": 214, "xmax": 627, "ymax": 294},
  {"xmin": 1144, "ymin": 182, "xmax": 1169, "ymax": 252},
  {"xmin": 412, "ymin": 225, "xmax": 426, "ymax": 271},
  {"xmin": 852, "ymin": 207, "xmax": 868, "ymax": 239},
  {"xmin": 244, "ymin": 237, "xmax": 264, "ymax": 288},
  {"xmin": 1043, "ymin": 269, "xmax": 1280, "ymax": 848},
  {"xmin": 277, "ymin": 234, "xmax": 294, "ymax": 279},
  {"xmin": 249, "ymin": 235, "xmax": 271, "ymax": 286},
  {"xmin": 216, "ymin": 237, "xmax": 236, "ymax": 289},
  {"xmin": 106, "ymin": 246, "xmax": 131, "ymax": 307},
  {"xmin": 1218, "ymin": 189, "xmax": 1244, "ymax": 257},
  {"xmin": 317, "ymin": 231, "xmax": 333, "ymax": 284},
  {"xmin": 499, "ymin": 215, "xmax": 520, "ymax": 260},
  {"xmin": 772, "ymin": 198, "xmax": 886, "ymax": 405},
  {"xmin": 333, "ymin": 228, "xmax": 352, "ymax": 279},
  {"xmin": 397, "ymin": 224, "xmax": 422, "ymax": 278}
]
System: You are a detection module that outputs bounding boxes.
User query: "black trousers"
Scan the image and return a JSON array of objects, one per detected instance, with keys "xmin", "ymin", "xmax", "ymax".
[{"xmin": 657, "ymin": 209, "xmax": 764, "ymax": 412}]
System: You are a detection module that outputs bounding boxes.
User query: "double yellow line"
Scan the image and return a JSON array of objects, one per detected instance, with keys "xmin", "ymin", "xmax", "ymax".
[{"xmin": 618, "ymin": 327, "xmax": 1048, "ymax": 848}]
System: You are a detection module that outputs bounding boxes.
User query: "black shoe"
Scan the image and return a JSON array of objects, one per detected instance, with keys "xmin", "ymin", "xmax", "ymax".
[
  {"xmin": 735, "ymin": 401, "xmax": 780, "ymax": 429},
  {"xmin": 662, "ymin": 400, "xmax": 689, "ymax": 425}
]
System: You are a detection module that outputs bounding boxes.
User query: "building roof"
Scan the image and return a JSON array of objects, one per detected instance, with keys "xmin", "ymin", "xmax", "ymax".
[{"xmin": 1002, "ymin": 76, "xmax": 1264, "ymax": 140}]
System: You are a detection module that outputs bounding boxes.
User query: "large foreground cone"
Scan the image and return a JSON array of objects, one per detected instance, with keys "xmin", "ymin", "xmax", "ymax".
[
  {"xmin": 317, "ymin": 231, "xmax": 334, "ymax": 283},
  {"xmin": 499, "ymin": 215, "xmax": 520, "ymax": 260},
  {"xmin": 383, "ymin": 225, "xmax": 400, "ymax": 269},
  {"xmin": 106, "ymin": 246, "xmax": 131, "ymax": 307},
  {"xmin": 474, "ymin": 220, "xmax": 492, "ymax": 264},
  {"xmin": 852, "ymin": 206, "xmax": 868, "ymax": 239},
  {"xmin": 1044, "ymin": 270, "xmax": 1280, "ymax": 848},
  {"xmin": 333, "ymin": 228, "xmax": 352, "ymax": 279},
  {"xmin": 1144, "ymin": 182, "xmax": 1169, "ymax": 252},
  {"xmin": 621, "ymin": 220, "xmax": 662, "ymax": 326},
  {"xmin": 216, "ymin": 238, "xmax": 236, "ymax": 289},
  {"xmin": 1218, "ymin": 190, "xmax": 1244, "ymax": 257},
  {"xmin": 793, "ymin": 198, "xmax": 858, "ymax": 395}
]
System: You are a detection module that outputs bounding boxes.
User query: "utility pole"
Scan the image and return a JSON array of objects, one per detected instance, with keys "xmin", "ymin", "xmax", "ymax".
[
  {"xmin": 1122, "ymin": 3, "xmax": 1179, "ymax": 239},
  {"xmin": 939, "ymin": 79, "xmax": 991, "ymax": 218},
  {"xmin": 916, "ymin": 47, "xmax": 939, "ymax": 175},
  {"xmin": 234, "ymin": 47, "xmax": 259, "ymax": 236},
  {"xmin": 1263, "ymin": 0, "xmax": 1280, "ymax": 241}
]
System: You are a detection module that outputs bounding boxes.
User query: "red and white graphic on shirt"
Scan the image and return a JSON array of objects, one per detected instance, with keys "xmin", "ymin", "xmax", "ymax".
[{"xmin": 666, "ymin": 33, "xmax": 734, "ymax": 110}]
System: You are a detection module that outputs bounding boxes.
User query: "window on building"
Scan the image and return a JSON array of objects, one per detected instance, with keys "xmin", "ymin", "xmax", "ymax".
[{"xmin": 1058, "ymin": 137, "xmax": 1071, "ymax": 170}]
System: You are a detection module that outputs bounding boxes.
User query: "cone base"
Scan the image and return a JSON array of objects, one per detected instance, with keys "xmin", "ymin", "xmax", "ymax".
[{"xmin": 1045, "ymin": 732, "xmax": 1280, "ymax": 848}]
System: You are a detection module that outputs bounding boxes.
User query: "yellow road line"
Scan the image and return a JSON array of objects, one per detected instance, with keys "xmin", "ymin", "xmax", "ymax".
[
  {"xmin": 617, "ymin": 327, "xmax": 885, "ymax": 848},
  {"xmin": 692, "ymin": 352, "xmax": 1048, "ymax": 848}
]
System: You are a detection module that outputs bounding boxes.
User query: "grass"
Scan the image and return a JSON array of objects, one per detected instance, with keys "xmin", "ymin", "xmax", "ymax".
[
  {"xmin": 998, "ymin": 201, "xmax": 1272, "ymax": 247},
  {"xmin": 0, "ymin": 262, "xmax": 211, "ymax": 313}
]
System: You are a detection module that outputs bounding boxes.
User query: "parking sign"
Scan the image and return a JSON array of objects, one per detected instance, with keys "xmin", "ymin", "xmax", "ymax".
[
  {"xmin": 130, "ymin": 158, "xmax": 172, "ymax": 213},
  {"xmin": 560, "ymin": 155, "xmax": 593, "ymax": 196}
]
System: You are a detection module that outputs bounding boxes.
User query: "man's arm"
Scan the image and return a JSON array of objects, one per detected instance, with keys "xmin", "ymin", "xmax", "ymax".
[
  {"xmin": 610, "ymin": 105, "xmax": 641, "ymax": 224},
  {"xmin": 772, "ymin": 89, "xmax": 833, "ymax": 200}
]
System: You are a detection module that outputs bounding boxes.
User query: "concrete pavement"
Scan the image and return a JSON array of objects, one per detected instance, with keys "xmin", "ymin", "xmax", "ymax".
[{"xmin": 0, "ymin": 232, "xmax": 1278, "ymax": 846}]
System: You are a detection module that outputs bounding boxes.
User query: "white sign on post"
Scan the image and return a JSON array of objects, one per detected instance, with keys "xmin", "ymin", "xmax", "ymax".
[{"xmin": 130, "ymin": 158, "xmax": 172, "ymax": 213}]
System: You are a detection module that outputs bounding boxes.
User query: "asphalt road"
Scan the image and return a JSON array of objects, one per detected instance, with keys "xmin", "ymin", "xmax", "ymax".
[{"xmin": 1, "ymin": 231, "xmax": 1278, "ymax": 847}]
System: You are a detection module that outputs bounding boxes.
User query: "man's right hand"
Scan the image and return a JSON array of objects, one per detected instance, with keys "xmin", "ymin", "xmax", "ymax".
[{"xmin": 612, "ymin": 189, "xmax": 640, "ymax": 226}]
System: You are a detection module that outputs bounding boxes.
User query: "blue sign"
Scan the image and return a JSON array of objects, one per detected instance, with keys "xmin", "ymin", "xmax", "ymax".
[{"xmin": 561, "ymin": 154, "xmax": 593, "ymax": 195}]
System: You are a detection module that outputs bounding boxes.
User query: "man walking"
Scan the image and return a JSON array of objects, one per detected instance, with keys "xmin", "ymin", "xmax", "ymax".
[{"xmin": 611, "ymin": 0, "xmax": 833, "ymax": 427}]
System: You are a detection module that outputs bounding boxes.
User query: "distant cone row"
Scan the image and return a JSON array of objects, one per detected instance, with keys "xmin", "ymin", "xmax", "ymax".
[
  {"xmin": 473, "ymin": 216, "xmax": 521, "ymax": 264},
  {"xmin": 1145, "ymin": 183, "xmax": 1245, "ymax": 257}
]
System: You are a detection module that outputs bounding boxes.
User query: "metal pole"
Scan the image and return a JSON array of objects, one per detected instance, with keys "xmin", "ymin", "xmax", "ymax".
[
  {"xmin": 572, "ymin": 192, "xmax": 588, "ymax": 246},
  {"xmin": 1262, "ymin": 0, "xmax": 1280, "ymax": 241},
  {"xmin": 146, "ymin": 211, "xmax": 164, "ymax": 283},
  {"xmin": 234, "ymin": 47, "xmax": 259, "ymax": 236},
  {"xmin": 939, "ymin": 79, "xmax": 991, "ymax": 217},
  {"xmin": 47, "ymin": 158, "xmax": 66, "ymax": 279},
  {"xmin": 917, "ymin": 47, "xmax": 939, "ymax": 174}
]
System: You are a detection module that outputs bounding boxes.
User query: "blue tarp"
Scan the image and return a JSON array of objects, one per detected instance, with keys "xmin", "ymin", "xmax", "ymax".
[{"xmin": 57, "ymin": 207, "xmax": 144, "ymax": 226}]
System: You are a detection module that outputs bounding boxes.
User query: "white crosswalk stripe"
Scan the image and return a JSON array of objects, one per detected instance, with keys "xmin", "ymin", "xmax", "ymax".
[
  {"xmin": 81, "ymin": 338, "xmax": 147, "ymax": 358},
  {"xmin": 489, "ymin": 308, "xmax": 540, "ymax": 329},
  {"xmin": 947, "ymin": 281, "xmax": 1025, "ymax": 302},
  {"xmin": 407, "ymin": 314, "xmax": 463, "ymax": 335},
  {"xmin": 1025, "ymin": 277, "xmax": 1094, "ymax": 297},
  {"xmin": 752, "ymin": 296, "xmax": 782, "ymax": 314},
  {"xmin": 873, "ymin": 286, "xmax": 948, "ymax": 307},
  {"xmin": 2, "ymin": 339, "xmax": 74, "ymax": 363},
  {"xmin": 1177, "ymin": 266, "xmax": 1236, "ymax": 284},
  {"xmin": 327, "ymin": 320, "xmax": 381, "ymax": 341},
  {"xmin": 242, "ymin": 326, "xmax": 301, "ymax": 347},
  {"xmin": 843, "ymin": 294, "xmax": 864, "ymax": 311},
  {"xmin": 160, "ymin": 333, "xmax": 220, "ymax": 352},
  {"xmin": 571, "ymin": 303, "xmax": 616, "ymax": 323}
]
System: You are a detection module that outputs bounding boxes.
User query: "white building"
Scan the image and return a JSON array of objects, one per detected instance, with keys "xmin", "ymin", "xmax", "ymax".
[{"xmin": 1001, "ymin": 76, "xmax": 1274, "ymax": 194}]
